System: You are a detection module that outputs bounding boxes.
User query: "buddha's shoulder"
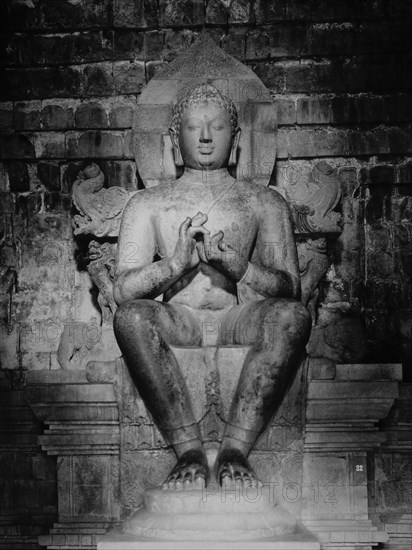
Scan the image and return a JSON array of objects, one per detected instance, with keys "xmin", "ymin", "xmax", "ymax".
[
  {"xmin": 124, "ymin": 182, "xmax": 177, "ymax": 209},
  {"xmin": 235, "ymin": 180, "xmax": 289, "ymax": 208}
]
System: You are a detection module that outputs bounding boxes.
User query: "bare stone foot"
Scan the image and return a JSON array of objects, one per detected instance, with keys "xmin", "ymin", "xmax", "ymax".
[
  {"xmin": 162, "ymin": 449, "xmax": 209, "ymax": 491},
  {"xmin": 215, "ymin": 447, "xmax": 261, "ymax": 488}
]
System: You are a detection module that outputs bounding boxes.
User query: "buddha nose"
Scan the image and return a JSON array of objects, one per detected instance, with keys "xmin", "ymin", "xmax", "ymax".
[{"xmin": 199, "ymin": 123, "xmax": 212, "ymax": 142}]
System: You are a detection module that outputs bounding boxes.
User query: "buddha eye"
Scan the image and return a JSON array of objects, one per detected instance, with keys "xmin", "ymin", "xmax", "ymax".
[{"xmin": 213, "ymin": 125, "xmax": 224, "ymax": 130}]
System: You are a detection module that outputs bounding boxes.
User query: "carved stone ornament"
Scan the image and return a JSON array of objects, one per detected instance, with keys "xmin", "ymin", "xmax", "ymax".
[{"xmin": 72, "ymin": 163, "xmax": 130, "ymax": 238}]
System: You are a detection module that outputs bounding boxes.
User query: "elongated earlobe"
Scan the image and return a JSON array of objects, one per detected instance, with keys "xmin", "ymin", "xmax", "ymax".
[
  {"xmin": 169, "ymin": 128, "xmax": 184, "ymax": 167},
  {"xmin": 228, "ymin": 127, "xmax": 241, "ymax": 167}
]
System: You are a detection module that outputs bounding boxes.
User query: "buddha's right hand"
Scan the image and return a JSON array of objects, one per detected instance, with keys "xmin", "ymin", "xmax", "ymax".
[{"xmin": 172, "ymin": 215, "xmax": 210, "ymax": 273}]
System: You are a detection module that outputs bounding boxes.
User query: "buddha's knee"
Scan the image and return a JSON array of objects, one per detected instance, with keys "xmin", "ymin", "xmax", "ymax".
[
  {"xmin": 114, "ymin": 299, "xmax": 159, "ymax": 335},
  {"xmin": 264, "ymin": 299, "xmax": 311, "ymax": 337}
]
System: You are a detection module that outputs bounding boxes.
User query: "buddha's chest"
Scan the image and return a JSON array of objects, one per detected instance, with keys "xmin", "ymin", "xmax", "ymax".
[{"xmin": 154, "ymin": 198, "xmax": 257, "ymax": 255}]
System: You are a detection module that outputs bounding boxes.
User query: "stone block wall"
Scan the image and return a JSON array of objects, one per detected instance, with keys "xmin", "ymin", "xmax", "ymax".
[{"xmin": 1, "ymin": 0, "xmax": 412, "ymax": 376}]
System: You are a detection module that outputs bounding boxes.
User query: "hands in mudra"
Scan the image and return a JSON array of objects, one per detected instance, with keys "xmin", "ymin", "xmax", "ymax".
[{"xmin": 173, "ymin": 211, "xmax": 248, "ymax": 282}]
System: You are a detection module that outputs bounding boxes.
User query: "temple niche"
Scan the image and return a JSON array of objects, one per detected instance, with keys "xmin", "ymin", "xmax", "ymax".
[{"xmin": 1, "ymin": 16, "xmax": 412, "ymax": 550}]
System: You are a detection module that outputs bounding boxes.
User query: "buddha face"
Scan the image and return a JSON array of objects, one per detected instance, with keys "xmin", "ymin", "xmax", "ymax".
[{"xmin": 172, "ymin": 101, "xmax": 239, "ymax": 171}]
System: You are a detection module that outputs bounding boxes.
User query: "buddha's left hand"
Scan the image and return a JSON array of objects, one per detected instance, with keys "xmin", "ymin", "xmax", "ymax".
[{"xmin": 202, "ymin": 231, "xmax": 248, "ymax": 282}]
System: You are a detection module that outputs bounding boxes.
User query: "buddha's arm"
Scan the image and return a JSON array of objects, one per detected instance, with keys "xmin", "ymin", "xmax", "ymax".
[
  {"xmin": 113, "ymin": 197, "xmax": 181, "ymax": 305},
  {"xmin": 113, "ymin": 198, "xmax": 207, "ymax": 305},
  {"xmin": 241, "ymin": 191, "xmax": 301, "ymax": 300}
]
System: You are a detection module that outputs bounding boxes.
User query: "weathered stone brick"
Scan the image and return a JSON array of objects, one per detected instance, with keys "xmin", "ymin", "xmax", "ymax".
[
  {"xmin": 245, "ymin": 30, "xmax": 271, "ymax": 60},
  {"xmin": 66, "ymin": 131, "xmax": 124, "ymax": 159},
  {"xmin": 144, "ymin": 31, "xmax": 165, "ymax": 61},
  {"xmin": 0, "ymin": 103, "xmax": 13, "ymax": 131},
  {"xmin": 393, "ymin": 94, "xmax": 412, "ymax": 122},
  {"xmin": 313, "ymin": 61, "xmax": 345, "ymax": 93},
  {"xmin": 388, "ymin": 127, "xmax": 412, "ymax": 155},
  {"xmin": 113, "ymin": 0, "xmax": 159, "ymax": 28},
  {"xmin": 14, "ymin": 31, "xmax": 113, "ymax": 66},
  {"xmin": 0, "ymin": 163, "xmax": 9, "ymax": 191},
  {"xmin": 108, "ymin": 101, "xmax": 135, "ymax": 128},
  {"xmin": 0, "ymin": 134, "xmax": 35, "ymax": 160},
  {"xmin": 33, "ymin": 132, "xmax": 66, "ymax": 159},
  {"xmin": 253, "ymin": 0, "xmax": 286, "ymax": 23},
  {"xmin": 3, "ymin": 1, "xmax": 39, "ymax": 31},
  {"xmin": 113, "ymin": 0, "xmax": 139, "ymax": 27},
  {"xmin": 163, "ymin": 29, "xmax": 198, "ymax": 62},
  {"xmin": 82, "ymin": 63, "xmax": 114, "ymax": 96},
  {"xmin": 15, "ymin": 193, "xmax": 41, "ymax": 218},
  {"xmin": 310, "ymin": 0, "xmax": 335, "ymax": 21},
  {"xmin": 41, "ymin": 0, "xmax": 110, "ymax": 29},
  {"xmin": 248, "ymin": 24, "xmax": 307, "ymax": 59},
  {"xmin": 113, "ymin": 31, "xmax": 145, "ymax": 60},
  {"xmin": 358, "ymin": 95, "xmax": 385, "ymax": 123},
  {"xmin": 345, "ymin": 55, "xmax": 411, "ymax": 94},
  {"xmin": 160, "ymin": 0, "xmax": 205, "ymax": 26},
  {"xmin": 286, "ymin": 0, "xmax": 310, "ymax": 20},
  {"xmin": 386, "ymin": 0, "xmax": 412, "ymax": 18},
  {"xmin": 2, "ymin": 67, "xmax": 83, "ymax": 100},
  {"xmin": 229, "ymin": 0, "xmax": 252, "ymax": 23},
  {"xmin": 389, "ymin": 194, "xmax": 412, "ymax": 223},
  {"xmin": 399, "ymin": 162, "xmax": 412, "ymax": 184},
  {"xmin": 0, "ymin": 192, "xmax": 15, "ymax": 215},
  {"xmin": 113, "ymin": 61, "xmax": 146, "ymax": 94},
  {"xmin": 70, "ymin": 31, "xmax": 113, "ymax": 64},
  {"xmin": 14, "ymin": 101, "xmax": 42, "ymax": 131},
  {"xmin": 250, "ymin": 62, "xmax": 286, "ymax": 93},
  {"xmin": 370, "ymin": 165, "xmax": 395, "ymax": 185},
  {"xmin": 205, "ymin": 0, "xmax": 229, "ymax": 24},
  {"xmin": 315, "ymin": 128, "xmax": 349, "ymax": 157},
  {"xmin": 37, "ymin": 162, "xmax": 61, "ymax": 191},
  {"xmin": 361, "ymin": 0, "xmax": 385, "ymax": 19},
  {"xmin": 309, "ymin": 23, "xmax": 355, "ymax": 56},
  {"xmin": 276, "ymin": 98, "xmax": 297, "ymax": 125},
  {"xmin": 286, "ymin": 128, "xmax": 317, "ymax": 158},
  {"xmin": 221, "ymin": 29, "xmax": 247, "ymax": 61},
  {"xmin": 75, "ymin": 103, "xmax": 108, "ymax": 129},
  {"xmin": 2, "ymin": 32, "xmax": 39, "ymax": 66},
  {"xmin": 334, "ymin": 0, "xmax": 362, "ymax": 20},
  {"xmin": 123, "ymin": 130, "xmax": 134, "ymax": 159},
  {"xmin": 41, "ymin": 101, "xmax": 75, "ymax": 130},
  {"xmin": 285, "ymin": 62, "xmax": 314, "ymax": 93},
  {"xmin": 297, "ymin": 97, "xmax": 331, "ymax": 124},
  {"xmin": 7, "ymin": 161, "xmax": 30, "ymax": 192},
  {"xmin": 347, "ymin": 127, "xmax": 390, "ymax": 156},
  {"xmin": 393, "ymin": 224, "xmax": 411, "ymax": 248},
  {"xmin": 330, "ymin": 96, "xmax": 358, "ymax": 125},
  {"xmin": 356, "ymin": 23, "xmax": 380, "ymax": 55},
  {"xmin": 100, "ymin": 160, "xmax": 138, "ymax": 189},
  {"xmin": 146, "ymin": 60, "xmax": 168, "ymax": 82},
  {"xmin": 367, "ymin": 245, "xmax": 395, "ymax": 278},
  {"xmin": 339, "ymin": 166, "xmax": 359, "ymax": 196},
  {"xmin": 278, "ymin": 24, "xmax": 308, "ymax": 57},
  {"xmin": 61, "ymin": 161, "xmax": 86, "ymax": 193},
  {"xmin": 44, "ymin": 192, "xmax": 71, "ymax": 213}
]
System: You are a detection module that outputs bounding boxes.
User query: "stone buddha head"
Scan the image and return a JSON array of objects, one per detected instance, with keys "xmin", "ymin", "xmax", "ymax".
[{"xmin": 169, "ymin": 84, "xmax": 241, "ymax": 171}]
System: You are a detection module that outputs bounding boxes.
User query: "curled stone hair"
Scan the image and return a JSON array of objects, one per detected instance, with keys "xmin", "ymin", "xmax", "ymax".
[{"xmin": 170, "ymin": 83, "xmax": 239, "ymax": 137}]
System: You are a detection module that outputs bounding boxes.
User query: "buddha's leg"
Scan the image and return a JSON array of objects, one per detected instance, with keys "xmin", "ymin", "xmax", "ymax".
[
  {"xmin": 216, "ymin": 298, "xmax": 311, "ymax": 487},
  {"xmin": 114, "ymin": 299, "xmax": 206, "ymax": 489}
]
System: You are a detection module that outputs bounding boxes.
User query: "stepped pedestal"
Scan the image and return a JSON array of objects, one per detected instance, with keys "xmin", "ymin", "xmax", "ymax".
[
  {"xmin": 22, "ymin": 357, "xmax": 404, "ymax": 550},
  {"xmin": 97, "ymin": 487, "xmax": 319, "ymax": 550}
]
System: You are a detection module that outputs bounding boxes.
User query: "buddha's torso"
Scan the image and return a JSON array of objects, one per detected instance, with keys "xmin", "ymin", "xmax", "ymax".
[{"xmin": 147, "ymin": 175, "xmax": 259, "ymax": 310}]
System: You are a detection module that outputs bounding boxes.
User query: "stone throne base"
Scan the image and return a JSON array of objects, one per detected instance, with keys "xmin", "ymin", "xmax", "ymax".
[{"xmin": 97, "ymin": 486, "xmax": 320, "ymax": 550}]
